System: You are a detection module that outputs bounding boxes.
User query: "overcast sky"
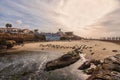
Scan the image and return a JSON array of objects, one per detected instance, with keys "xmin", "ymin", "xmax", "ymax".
[{"xmin": 0, "ymin": 0, "xmax": 120, "ymax": 38}]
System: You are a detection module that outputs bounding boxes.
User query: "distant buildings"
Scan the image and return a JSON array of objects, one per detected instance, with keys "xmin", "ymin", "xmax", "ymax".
[
  {"xmin": 39, "ymin": 29, "xmax": 83, "ymax": 41},
  {"xmin": 0, "ymin": 26, "xmax": 34, "ymax": 42},
  {"xmin": 0, "ymin": 28, "xmax": 19, "ymax": 33},
  {"xmin": 45, "ymin": 33, "xmax": 60, "ymax": 41},
  {"xmin": 0, "ymin": 28, "xmax": 33, "ymax": 34},
  {"xmin": 0, "ymin": 24, "xmax": 83, "ymax": 42},
  {"xmin": 100, "ymin": 37, "xmax": 120, "ymax": 41}
]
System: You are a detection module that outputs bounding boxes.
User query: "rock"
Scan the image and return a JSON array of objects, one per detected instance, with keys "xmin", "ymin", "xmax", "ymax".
[
  {"xmin": 72, "ymin": 46, "xmax": 76, "ymax": 49},
  {"xmin": 91, "ymin": 52, "xmax": 94, "ymax": 55},
  {"xmin": 103, "ymin": 48, "xmax": 106, "ymax": 50},
  {"xmin": 44, "ymin": 48, "xmax": 80, "ymax": 71},
  {"xmin": 89, "ymin": 47, "xmax": 93, "ymax": 49},
  {"xmin": 41, "ymin": 48, "xmax": 44, "ymax": 50},
  {"xmin": 90, "ymin": 50, "xmax": 92, "ymax": 52},
  {"xmin": 95, "ymin": 44, "xmax": 97, "ymax": 46},
  {"xmin": 60, "ymin": 54, "xmax": 72, "ymax": 61},
  {"xmin": 85, "ymin": 68, "xmax": 95, "ymax": 75},
  {"xmin": 78, "ymin": 61, "xmax": 91, "ymax": 70},
  {"xmin": 90, "ymin": 59, "xmax": 103, "ymax": 66},
  {"xmin": 78, "ymin": 59, "xmax": 102, "ymax": 70},
  {"xmin": 86, "ymin": 54, "xmax": 120, "ymax": 80},
  {"xmin": 112, "ymin": 50, "xmax": 118, "ymax": 52}
]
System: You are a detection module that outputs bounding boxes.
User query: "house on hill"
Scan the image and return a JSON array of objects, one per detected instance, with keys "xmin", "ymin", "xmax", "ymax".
[{"xmin": 0, "ymin": 28, "xmax": 20, "ymax": 33}]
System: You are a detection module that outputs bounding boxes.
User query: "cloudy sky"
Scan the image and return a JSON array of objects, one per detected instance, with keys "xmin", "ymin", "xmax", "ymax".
[{"xmin": 0, "ymin": 0, "xmax": 120, "ymax": 38}]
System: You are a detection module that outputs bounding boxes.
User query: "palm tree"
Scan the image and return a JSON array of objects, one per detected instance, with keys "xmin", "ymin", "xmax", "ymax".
[
  {"xmin": 34, "ymin": 29, "xmax": 38, "ymax": 32},
  {"xmin": 5, "ymin": 23, "xmax": 12, "ymax": 28},
  {"xmin": 9, "ymin": 24, "xmax": 12, "ymax": 28},
  {"xmin": 5, "ymin": 23, "xmax": 13, "ymax": 33}
]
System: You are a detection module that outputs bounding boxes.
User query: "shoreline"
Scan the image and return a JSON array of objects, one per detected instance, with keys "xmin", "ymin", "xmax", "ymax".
[{"xmin": 5, "ymin": 40, "xmax": 120, "ymax": 60}]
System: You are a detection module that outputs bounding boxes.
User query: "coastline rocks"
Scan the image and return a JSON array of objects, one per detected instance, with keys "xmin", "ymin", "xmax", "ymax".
[
  {"xmin": 86, "ymin": 54, "xmax": 120, "ymax": 80},
  {"xmin": 78, "ymin": 59, "xmax": 102, "ymax": 70},
  {"xmin": 44, "ymin": 48, "xmax": 80, "ymax": 71},
  {"xmin": 78, "ymin": 61, "xmax": 91, "ymax": 70}
]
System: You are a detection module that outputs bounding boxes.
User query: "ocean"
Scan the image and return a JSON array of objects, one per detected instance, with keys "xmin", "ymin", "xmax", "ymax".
[{"xmin": 0, "ymin": 51, "xmax": 88, "ymax": 80}]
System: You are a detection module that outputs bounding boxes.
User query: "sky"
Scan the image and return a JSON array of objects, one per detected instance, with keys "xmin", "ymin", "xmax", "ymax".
[{"xmin": 0, "ymin": 0, "xmax": 120, "ymax": 38}]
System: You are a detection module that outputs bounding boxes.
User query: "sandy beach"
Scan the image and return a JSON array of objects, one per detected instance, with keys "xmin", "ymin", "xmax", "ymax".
[{"xmin": 8, "ymin": 40, "xmax": 120, "ymax": 60}]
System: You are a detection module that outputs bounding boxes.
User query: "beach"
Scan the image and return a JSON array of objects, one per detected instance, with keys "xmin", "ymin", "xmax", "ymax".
[
  {"xmin": 0, "ymin": 40, "xmax": 120, "ymax": 80},
  {"xmin": 8, "ymin": 40, "xmax": 120, "ymax": 60}
]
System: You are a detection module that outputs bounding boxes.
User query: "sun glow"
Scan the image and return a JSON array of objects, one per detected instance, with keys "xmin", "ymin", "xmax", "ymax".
[{"xmin": 55, "ymin": 0, "xmax": 118, "ymax": 37}]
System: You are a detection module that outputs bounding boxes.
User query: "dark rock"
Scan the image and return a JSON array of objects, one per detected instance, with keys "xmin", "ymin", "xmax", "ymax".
[
  {"xmin": 85, "ymin": 68, "xmax": 95, "ymax": 75},
  {"xmin": 90, "ymin": 50, "xmax": 92, "ymax": 52},
  {"xmin": 86, "ymin": 54, "xmax": 120, "ymax": 80},
  {"xmin": 44, "ymin": 49, "xmax": 80, "ymax": 71},
  {"xmin": 112, "ymin": 50, "xmax": 118, "ymax": 52},
  {"xmin": 89, "ymin": 47, "xmax": 93, "ymax": 49},
  {"xmin": 103, "ymin": 48, "xmax": 106, "ymax": 50},
  {"xmin": 72, "ymin": 46, "xmax": 76, "ymax": 49},
  {"xmin": 95, "ymin": 44, "xmax": 97, "ymax": 46},
  {"xmin": 60, "ymin": 54, "xmax": 72, "ymax": 61},
  {"xmin": 78, "ymin": 59, "xmax": 102, "ymax": 70},
  {"xmin": 90, "ymin": 59, "xmax": 103, "ymax": 66},
  {"xmin": 78, "ymin": 61, "xmax": 91, "ymax": 70},
  {"xmin": 91, "ymin": 52, "xmax": 94, "ymax": 55}
]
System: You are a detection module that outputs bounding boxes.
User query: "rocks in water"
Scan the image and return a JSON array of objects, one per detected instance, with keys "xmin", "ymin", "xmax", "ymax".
[
  {"xmin": 44, "ymin": 48, "xmax": 80, "ymax": 71},
  {"xmin": 112, "ymin": 50, "xmax": 118, "ymax": 52},
  {"xmin": 86, "ymin": 54, "xmax": 120, "ymax": 80}
]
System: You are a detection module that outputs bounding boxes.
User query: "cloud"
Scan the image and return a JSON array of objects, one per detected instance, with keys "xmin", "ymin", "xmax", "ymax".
[
  {"xmin": 22, "ymin": 25, "xmax": 30, "ymax": 29},
  {"xmin": 0, "ymin": 0, "xmax": 119, "ymax": 38},
  {"xmin": 16, "ymin": 20, "xmax": 22, "ymax": 25},
  {"xmin": 56, "ymin": 0, "xmax": 119, "ymax": 37},
  {"xmin": 86, "ymin": 6, "xmax": 120, "ymax": 38}
]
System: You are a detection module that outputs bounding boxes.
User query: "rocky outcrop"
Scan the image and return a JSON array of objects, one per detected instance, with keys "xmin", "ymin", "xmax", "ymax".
[
  {"xmin": 0, "ymin": 40, "xmax": 16, "ymax": 49},
  {"xmin": 78, "ymin": 59, "xmax": 103, "ymax": 70},
  {"xmin": 85, "ymin": 54, "xmax": 120, "ymax": 80},
  {"xmin": 44, "ymin": 45, "xmax": 95, "ymax": 71},
  {"xmin": 44, "ymin": 48, "xmax": 81, "ymax": 71}
]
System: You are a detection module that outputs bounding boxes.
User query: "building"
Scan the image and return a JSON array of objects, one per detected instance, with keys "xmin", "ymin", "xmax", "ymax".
[
  {"xmin": 0, "ymin": 27, "xmax": 34, "ymax": 42},
  {"xmin": 0, "ymin": 28, "xmax": 20, "ymax": 33},
  {"xmin": 45, "ymin": 33, "xmax": 60, "ymax": 41},
  {"xmin": 57, "ymin": 29, "xmax": 64, "ymax": 36},
  {"xmin": 22, "ymin": 29, "xmax": 33, "ymax": 34}
]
